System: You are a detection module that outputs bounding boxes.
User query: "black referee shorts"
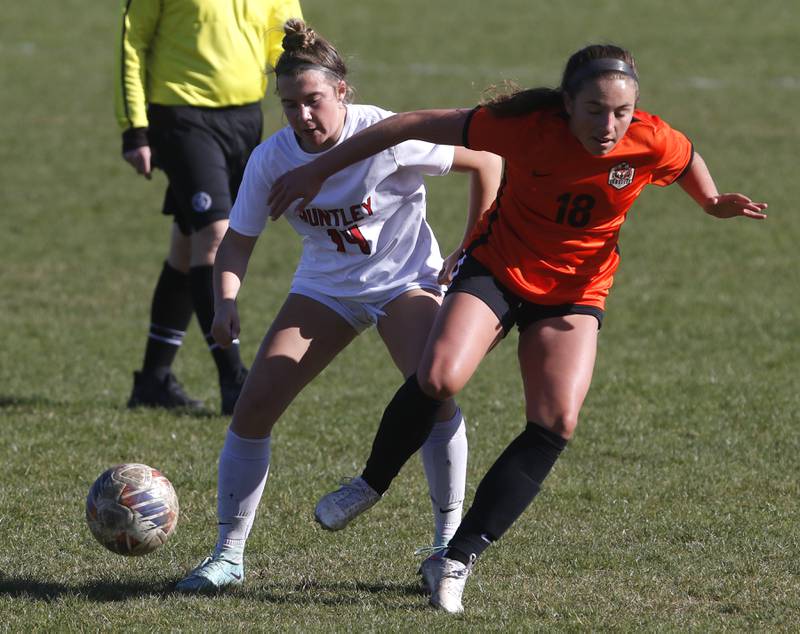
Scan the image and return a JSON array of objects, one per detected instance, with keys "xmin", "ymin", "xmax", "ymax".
[
  {"xmin": 147, "ymin": 102, "xmax": 263, "ymax": 235},
  {"xmin": 446, "ymin": 254, "xmax": 604, "ymax": 335}
]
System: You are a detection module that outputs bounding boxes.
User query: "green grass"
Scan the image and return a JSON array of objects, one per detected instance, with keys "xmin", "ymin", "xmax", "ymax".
[{"xmin": 1, "ymin": 0, "xmax": 798, "ymax": 630}]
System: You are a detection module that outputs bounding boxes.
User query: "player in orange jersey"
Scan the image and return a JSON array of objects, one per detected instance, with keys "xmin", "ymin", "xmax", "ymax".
[{"xmin": 268, "ymin": 44, "xmax": 767, "ymax": 614}]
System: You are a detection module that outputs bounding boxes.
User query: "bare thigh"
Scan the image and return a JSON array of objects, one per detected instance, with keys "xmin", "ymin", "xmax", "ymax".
[
  {"xmin": 517, "ymin": 314, "xmax": 599, "ymax": 439},
  {"xmin": 377, "ymin": 288, "xmax": 459, "ymax": 420},
  {"xmin": 417, "ymin": 291, "xmax": 506, "ymax": 401},
  {"xmin": 231, "ymin": 293, "xmax": 358, "ymax": 438},
  {"xmin": 377, "ymin": 288, "xmax": 442, "ymax": 378}
]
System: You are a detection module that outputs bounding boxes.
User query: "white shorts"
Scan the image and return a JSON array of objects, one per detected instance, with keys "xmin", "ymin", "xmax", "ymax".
[{"xmin": 289, "ymin": 279, "xmax": 443, "ymax": 333}]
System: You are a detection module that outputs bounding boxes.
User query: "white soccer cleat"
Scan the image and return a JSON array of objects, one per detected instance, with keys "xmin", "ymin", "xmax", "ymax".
[
  {"xmin": 430, "ymin": 555, "xmax": 475, "ymax": 614},
  {"xmin": 314, "ymin": 476, "xmax": 380, "ymax": 531},
  {"xmin": 418, "ymin": 554, "xmax": 443, "ymax": 595},
  {"xmin": 414, "ymin": 545, "xmax": 448, "ymax": 595}
]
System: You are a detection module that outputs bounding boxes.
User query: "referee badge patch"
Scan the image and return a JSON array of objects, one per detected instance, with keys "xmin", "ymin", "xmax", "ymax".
[
  {"xmin": 608, "ymin": 162, "xmax": 635, "ymax": 190},
  {"xmin": 191, "ymin": 191, "xmax": 213, "ymax": 212}
]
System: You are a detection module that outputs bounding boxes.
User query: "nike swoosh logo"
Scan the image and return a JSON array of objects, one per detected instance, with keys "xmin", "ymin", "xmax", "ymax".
[
  {"xmin": 439, "ymin": 506, "xmax": 459, "ymax": 514},
  {"xmin": 230, "ymin": 572, "xmax": 242, "ymax": 580}
]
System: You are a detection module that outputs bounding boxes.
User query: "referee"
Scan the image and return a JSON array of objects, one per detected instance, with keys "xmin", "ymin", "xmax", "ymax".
[{"xmin": 115, "ymin": 0, "xmax": 303, "ymax": 414}]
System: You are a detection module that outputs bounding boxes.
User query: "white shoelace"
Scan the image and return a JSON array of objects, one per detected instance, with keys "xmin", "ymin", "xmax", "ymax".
[{"xmin": 414, "ymin": 544, "xmax": 448, "ymax": 558}]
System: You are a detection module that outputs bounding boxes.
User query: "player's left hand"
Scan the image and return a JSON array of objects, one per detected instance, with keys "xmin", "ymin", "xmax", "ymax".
[
  {"xmin": 438, "ymin": 249, "xmax": 463, "ymax": 285},
  {"xmin": 704, "ymin": 193, "xmax": 768, "ymax": 219},
  {"xmin": 123, "ymin": 146, "xmax": 152, "ymax": 180},
  {"xmin": 211, "ymin": 299, "xmax": 240, "ymax": 349}
]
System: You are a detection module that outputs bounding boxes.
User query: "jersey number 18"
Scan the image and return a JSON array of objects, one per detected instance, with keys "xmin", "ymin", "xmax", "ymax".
[{"xmin": 555, "ymin": 193, "xmax": 595, "ymax": 228}]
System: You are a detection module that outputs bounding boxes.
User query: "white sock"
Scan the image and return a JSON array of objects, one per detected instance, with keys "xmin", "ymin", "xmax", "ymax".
[
  {"xmin": 215, "ymin": 429, "xmax": 271, "ymax": 560},
  {"xmin": 421, "ymin": 407, "xmax": 467, "ymax": 548}
]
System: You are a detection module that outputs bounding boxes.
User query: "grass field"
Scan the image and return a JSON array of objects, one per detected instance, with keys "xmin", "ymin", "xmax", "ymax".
[{"xmin": 1, "ymin": 0, "xmax": 798, "ymax": 630}]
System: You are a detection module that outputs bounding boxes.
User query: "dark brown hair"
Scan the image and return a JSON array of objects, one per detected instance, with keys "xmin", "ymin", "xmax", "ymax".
[
  {"xmin": 485, "ymin": 44, "xmax": 638, "ymax": 117},
  {"xmin": 274, "ymin": 19, "xmax": 347, "ymax": 80}
]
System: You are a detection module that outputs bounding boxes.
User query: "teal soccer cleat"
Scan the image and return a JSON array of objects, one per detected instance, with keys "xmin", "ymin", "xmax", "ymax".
[{"xmin": 175, "ymin": 554, "xmax": 244, "ymax": 593}]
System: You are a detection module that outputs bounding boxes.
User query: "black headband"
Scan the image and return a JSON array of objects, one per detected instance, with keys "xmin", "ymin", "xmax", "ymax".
[{"xmin": 565, "ymin": 58, "xmax": 638, "ymax": 92}]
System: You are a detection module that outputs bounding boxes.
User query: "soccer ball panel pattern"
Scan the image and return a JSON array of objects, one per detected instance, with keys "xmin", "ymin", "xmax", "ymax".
[{"xmin": 86, "ymin": 463, "xmax": 179, "ymax": 556}]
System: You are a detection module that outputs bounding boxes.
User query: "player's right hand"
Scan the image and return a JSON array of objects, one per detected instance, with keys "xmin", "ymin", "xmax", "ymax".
[
  {"xmin": 438, "ymin": 249, "xmax": 463, "ymax": 285},
  {"xmin": 211, "ymin": 300, "xmax": 240, "ymax": 349},
  {"xmin": 123, "ymin": 146, "xmax": 152, "ymax": 180}
]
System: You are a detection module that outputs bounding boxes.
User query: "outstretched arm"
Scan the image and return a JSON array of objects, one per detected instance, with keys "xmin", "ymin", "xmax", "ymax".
[
  {"xmin": 212, "ymin": 228, "xmax": 258, "ymax": 348},
  {"xmin": 267, "ymin": 109, "xmax": 471, "ymax": 219},
  {"xmin": 677, "ymin": 152, "xmax": 767, "ymax": 219},
  {"xmin": 439, "ymin": 147, "xmax": 503, "ymax": 284}
]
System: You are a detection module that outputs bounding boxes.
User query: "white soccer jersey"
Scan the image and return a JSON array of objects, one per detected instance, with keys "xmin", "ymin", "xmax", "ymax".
[{"xmin": 229, "ymin": 104, "xmax": 455, "ymax": 300}]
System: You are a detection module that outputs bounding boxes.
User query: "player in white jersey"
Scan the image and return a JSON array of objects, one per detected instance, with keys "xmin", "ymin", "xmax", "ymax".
[{"xmin": 176, "ymin": 19, "xmax": 502, "ymax": 593}]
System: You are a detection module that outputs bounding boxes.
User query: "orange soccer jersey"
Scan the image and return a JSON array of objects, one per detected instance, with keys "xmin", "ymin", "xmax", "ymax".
[{"xmin": 463, "ymin": 105, "xmax": 693, "ymax": 308}]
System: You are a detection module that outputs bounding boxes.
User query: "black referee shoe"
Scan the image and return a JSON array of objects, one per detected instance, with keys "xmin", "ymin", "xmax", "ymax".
[
  {"xmin": 127, "ymin": 371, "xmax": 204, "ymax": 411},
  {"xmin": 220, "ymin": 368, "xmax": 248, "ymax": 416}
]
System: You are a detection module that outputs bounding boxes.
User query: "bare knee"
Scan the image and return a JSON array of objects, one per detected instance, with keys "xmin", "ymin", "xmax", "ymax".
[
  {"xmin": 417, "ymin": 366, "xmax": 464, "ymax": 402},
  {"xmin": 533, "ymin": 410, "xmax": 580, "ymax": 440},
  {"xmin": 229, "ymin": 389, "xmax": 277, "ymax": 439}
]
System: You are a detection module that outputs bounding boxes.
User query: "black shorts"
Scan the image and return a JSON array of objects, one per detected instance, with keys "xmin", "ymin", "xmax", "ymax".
[
  {"xmin": 446, "ymin": 255, "xmax": 604, "ymax": 336},
  {"xmin": 147, "ymin": 103, "xmax": 263, "ymax": 235}
]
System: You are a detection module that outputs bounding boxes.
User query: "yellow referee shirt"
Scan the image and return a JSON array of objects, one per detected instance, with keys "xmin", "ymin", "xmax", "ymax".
[{"xmin": 115, "ymin": 0, "xmax": 303, "ymax": 131}]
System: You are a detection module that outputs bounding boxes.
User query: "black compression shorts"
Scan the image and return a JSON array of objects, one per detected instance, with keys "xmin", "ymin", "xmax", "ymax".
[
  {"xmin": 148, "ymin": 102, "xmax": 263, "ymax": 235},
  {"xmin": 446, "ymin": 254, "xmax": 604, "ymax": 336}
]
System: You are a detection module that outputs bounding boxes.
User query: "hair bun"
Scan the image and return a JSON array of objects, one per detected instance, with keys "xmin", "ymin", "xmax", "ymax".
[{"xmin": 282, "ymin": 18, "xmax": 317, "ymax": 52}]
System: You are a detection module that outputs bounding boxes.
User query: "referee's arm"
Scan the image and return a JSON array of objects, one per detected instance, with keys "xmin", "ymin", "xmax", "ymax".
[{"xmin": 114, "ymin": 0, "xmax": 160, "ymax": 152}]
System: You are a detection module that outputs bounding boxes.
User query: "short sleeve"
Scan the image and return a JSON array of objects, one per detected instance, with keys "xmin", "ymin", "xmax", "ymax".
[
  {"xmin": 463, "ymin": 106, "xmax": 531, "ymax": 162},
  {"xmin": 649, "ymin": 117, "xmax": 694, "ymax": 187},
  {"xmin": 229, "ymin": 145, "xmax": 272, "ymax": 237},
  {"xmin": 392, "ymin": 139, "xmax": 455, "ymax": 176}
]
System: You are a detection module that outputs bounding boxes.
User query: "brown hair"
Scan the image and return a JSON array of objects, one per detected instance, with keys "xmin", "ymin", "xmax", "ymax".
[
  {"xmin": 273, "ymin": 19, "xmax": 353, "ymax": 100},
  {"xmin": 485, "ymin": 44, "xmax": 638, "ymax": 118}
]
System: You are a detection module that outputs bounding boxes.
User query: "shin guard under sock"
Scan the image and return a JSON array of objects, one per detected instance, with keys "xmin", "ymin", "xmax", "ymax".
[
  {"xmin": 216, "ymin": 430, "xmax": 271, "ymax": 554},
  {"xmin": 446, "ymin": 421, "xmax": 567, "ymax": 564},
  {"xmin": 361, "ymin": 374, "xmax": 443, "ymax": 495},
  {"xmin": 422, "ymin": 408, "xmax": 467, "ymax": 547},
  {"xmin": 142, "ymin": 261, "xmax": 193, "ymax": 376}
]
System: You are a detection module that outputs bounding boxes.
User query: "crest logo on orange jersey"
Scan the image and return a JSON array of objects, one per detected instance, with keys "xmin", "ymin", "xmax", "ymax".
[{"xmin": 608, "ymin": 162, "xmax": 635, "ymax": 190}]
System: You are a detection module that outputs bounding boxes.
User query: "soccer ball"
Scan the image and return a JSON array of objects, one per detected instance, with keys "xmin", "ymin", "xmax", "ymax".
[{"xmin": 86, "ymin": 463, "xmax": 179, "ymax": 556}]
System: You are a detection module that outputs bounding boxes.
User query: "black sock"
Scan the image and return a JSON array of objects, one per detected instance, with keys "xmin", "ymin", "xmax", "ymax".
[
  {"xmin": 446, "ymin": 421, "xmax": 567, "ymax": 565},
  {"xmin": 361, "ymin": 374, "xmax": 443, "ymax": 495},
  {"xmin": 142, "ymin": 262, "xmax": 193, "ymax": 378},
  {"xmin": 189, "ymin": 265, "xmax": 244, "ymax": 381}
]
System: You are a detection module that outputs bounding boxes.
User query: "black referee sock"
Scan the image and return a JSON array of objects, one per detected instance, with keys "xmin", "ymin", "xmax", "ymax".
[
  {"xmin": 189, "ymin": 265, "xmax": 244, "ymax": 381},
  {"xmin": 142, "ymin": 261, "xmax": 193, "ymax": 378},
  {"xmin": 361, "ymin": 374, "xmax": 443, "ymax": 495},
  {"xmin": 446, "ymin": 421, "xmax": 567, "ymax": 565}
]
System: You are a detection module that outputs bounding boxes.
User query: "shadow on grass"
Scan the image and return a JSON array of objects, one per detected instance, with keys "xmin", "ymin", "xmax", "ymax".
[
  {"xmin": 122, "ymin": 404, "xmax": 222, "ymax": 420},
  {"xmin": 0, "ymin": 575, "xmax": 426, "ymax": 608},
  {"xmin": 241, "ymin": 577, "xmax": 429, "ymax": 608},
  {"xmin": 0, "ymin": 576, "xmax": 176, "ymax": 602},
  {"xmin": 0, "ymin": 395, "xmax": 67, "ymax": 409},
  {"xmin": 0, "ymin": 393, "xmax": 222, "ymax": 419}
]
